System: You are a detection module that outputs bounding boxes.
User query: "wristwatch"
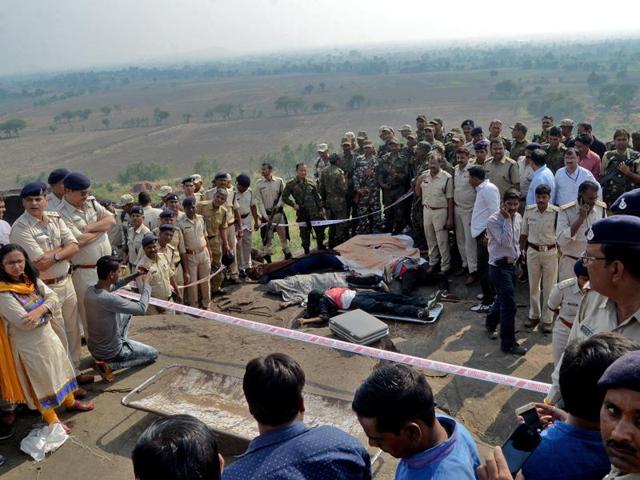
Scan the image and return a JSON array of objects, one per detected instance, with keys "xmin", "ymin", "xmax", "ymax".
[{"xmin": 53, "ymin": 253, "xmax": 61, "ymax": 263}]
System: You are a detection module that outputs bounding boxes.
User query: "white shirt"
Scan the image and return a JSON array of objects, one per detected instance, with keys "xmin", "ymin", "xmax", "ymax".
[
  {"xmin": 142, "ymin": 205, "xmax": 162, "ymax": 230},
  {"xmin": 471, "ymin": 180, "xmax": 500, "ymax": 238},
  {"xmin": 0, "ymin": 220, "xmax": 10, "ymax": 245},
  {"xmin": 553, "ymin": 166, "xmax": 602, "ymax": 206}
]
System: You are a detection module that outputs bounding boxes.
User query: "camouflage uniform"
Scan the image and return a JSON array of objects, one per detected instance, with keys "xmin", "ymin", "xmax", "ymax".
[
  {"xmin": 377, "ymin": 140, "xmax": 392, "ymax": 158},
  {"xmin": 600, "ymin": 149, "xmax": 640, "ymax": 206},
  {"xmin": 313, "ymin": 156, "xmax": 329, "ymax": 181},
  {"xmin": 319, "ymin": 163, "xmax": 349, "ymax": 248},
  {"xmin": 377, "ymin": 151, "xmax": 410, "ymax": 233},
  {"xmin": 353, "ymin": 156, "xmax": 383, "ymax": 234},
  {"xmin": 510, "ymin": 138, "xmax": 529, "ymax": 160},
  {"xmin": 282, "ymin": 178, "xmax": 326, "ymax": 252},
  {"xmin": 342, "ymin": 150, "xmax": 358, "ymax": 233},
  {"xmin": 544, "ymin": 143, "xmax": 567, "ymax": 173},
  {"xmin": 416, "ymin": 129, "xmax": 428, "ymax": 142},
  {"xmin": 532, "ymin": 131, "xmax": 549, "ymax": 144}
]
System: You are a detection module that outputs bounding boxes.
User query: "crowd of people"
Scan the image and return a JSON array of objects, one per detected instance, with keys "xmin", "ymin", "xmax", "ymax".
[{"xmin": 0, "ymin": 113, "xmax": 639, "ymax": 479}]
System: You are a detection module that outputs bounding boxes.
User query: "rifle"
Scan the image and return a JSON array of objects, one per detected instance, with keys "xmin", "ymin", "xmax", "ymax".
[{"xmin": 262, "ymin": 190, "xmax": 283, "ymax": 247}]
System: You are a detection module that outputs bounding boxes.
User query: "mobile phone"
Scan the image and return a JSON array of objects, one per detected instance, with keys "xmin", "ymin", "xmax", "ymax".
[
  {"xmin": 516, "ymin": 402, "xmax": 542, "ymax": 431},
  {"xmin": 501, "ymin": 422, "xmax": 541, "ymax": 475}
]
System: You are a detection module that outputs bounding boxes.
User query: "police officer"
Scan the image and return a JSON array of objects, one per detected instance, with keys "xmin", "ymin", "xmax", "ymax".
[
  {"xmin": 10, "ymin": 181, "xmax": 93, "ymax": 383},
  {"xmin": 415, "ymin": 151, "xmax": 454, "ymax": 274},
  {"xmin": 127, "ymin": 206, "xmax": 150, "ymax": 270},
  {"xmin": 235, "ymin": 174, "xmax": 259, "ymax": 275},
  {"xmin": 520, "ymin": 184, "xmax": 559, "ymax": 333},
  {"xmin": 213, "ymin": 172, "xmax": 240, "ymax": 284},
  {"xmin": 56, "ymin": 172, "xmax": 115, "ymax": 337},
  {"xmin": 319, "ymin": 153, "xmax": 348, "ymax": 248},
  {"xmin": 453, "ymin": 146, "xmax": 478, "ymax": 284},
  {"xmin": 377, "ymin": 138, "xmax": 410, "ymax": 233},
  {"xmin": 556, "ymin": 180, "xmax": 607, "ymax": 281},
  {"xmin": 487, "ymin": 119, "xmax": 512, "ymax": 152},
  {"xmin": 136, "ymin": 234, "xmax": 177, "ymax": 314},
  {"xmin": 197, "ymin": 188, "xmax": 230, "ymax": 295},
  {"xmin": 255, "ymin": 163, "xmax": 291, "ymax": 262},
  {"xmin": 547, "ymin": 215, "xmax": 640, "ymax": 404},
  {"xmin": 153, "ymin": 209, "xmax": 186, "ymax": 285},
  {"xmin": 282, "ymin": 163, "xmax": 326, "ymax": 254},
  {"xmin": 353, "ymin": 141, "xmax": 383, "ymax": 235},
  {"xmin": 600, "ymin": 128, "xmax": 640, "ymax": 206},
  {"xmin": 610, "ymin": 188, "xmax": 640, "ymax": 216},
  {"xmin": 409, "ymin": 141, "xmax": 431, "ymax": 249},
  {"xmin": 157, "ymin": 225, "xmax": 182, "ymax": 302},
  {"xmin": 179, "ymin": 175, "xmax": 201, "ymax": 204},
  {"xmin": 46, "ymin": 168, "xmax": 70, "ymax": 210},
  {"xmin": 178, "ymin": 197, "xmax": 211, "ymax": 308}
]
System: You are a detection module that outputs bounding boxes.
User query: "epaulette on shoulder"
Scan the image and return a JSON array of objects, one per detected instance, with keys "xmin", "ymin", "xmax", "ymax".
[
  {"xmin": 595, "ymin": 200, "xmax": 607, "ymax": 208},
  {"xmin": 557, "ymin": 278, "xmax": 576, "ymax": 290},
  {"xmin": 525, "ymin": 204, "xmax": 537, "ymax": 210},
  {"xmin": 547, "ymin": 204, "xmax": 560, "ymax": 212},
  {"xmin": 560, "ymin": 201, "xmax": 576, "ymax": 210},
  {"xmin": 45, "ymin": 210, "xmax": 61, "ymax": 217},
  {"xmin": 87, "ymin": 195, "xmax": 96, "ymax": 200}
]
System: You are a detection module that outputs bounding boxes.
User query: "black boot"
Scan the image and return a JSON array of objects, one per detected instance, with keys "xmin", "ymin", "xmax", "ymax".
[
  {"xmin": 303, "ymin": 247, "xmax": 310, "ymax": 255},
  {"xmin": 264, "ymin": 255, "xmax": 272, "ymax": 263},
  {"xmin": 284, "ymin": 252, "xmax": 292, "ymax": 260}
]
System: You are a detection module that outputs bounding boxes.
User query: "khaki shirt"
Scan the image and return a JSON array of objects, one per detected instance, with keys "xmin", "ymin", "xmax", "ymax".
[
  {"xmin": 177, "ymin": 214, "xmax": 207, "ymax": 253},
  {"xmin": 603, "ymin": 468, "xmax": 640, "ymax": 480},
  {"xmin": 10, "ymin": 211, "xmax": 78, "ymax": 280},
  {"xmin": 46, "ymin": 192, "xmax": 63, "ymax": 211},
  {"xmin": 547, "ymin": 278, "xmax": 584, "ymax": 323},
  {"xmin": 556, "ymin": 201, "xmax": 607, "ymax": 258},
  {"xmin": 420, "ymin": 170, "xmax": 453, "ymax": 209},
  {"xmin": 237, "ymin": 188, "xmax": 257, "ymax": 220},
  {"xmin": 56, "ymin": 197, "xmax": 113, "ymax": 265},
  {"xmin": 197, "ymin": 202, "xmax": 228, "ymax": 239},
  {"xmin": 152, "ymin": 225, "xmax": 184, "ymax": 257},
  {"xmin": 225, "ymin": 187, "xmax": 239, "ymax": 227},
  {"xmin": 485, "ymin": 156, "xmax": 519, "ymax": 195},
  {"xmin": 255, "ymin": 176, "xmax": 286, "ymax": 219},
  {"xmin": 521, "ymin": 204, "xmax": 559, "ymax": 246},
  {"xmin": 453, "ymin": 161, "xmax": 476, "ymax": 210},
  {"xmin": 549, "ymin": 290, "xmax": 640, "ymax": 402},
  {"xmin": 136, "ymin": 254, "xmax": 173, "ymax": 300},
  {"xmin": 158, "ymin": 243, "xmax": 179, "ymax": 275},
  {"xmin": 127, "ymin": 224, "xmax": 150, "ymax": 265}
]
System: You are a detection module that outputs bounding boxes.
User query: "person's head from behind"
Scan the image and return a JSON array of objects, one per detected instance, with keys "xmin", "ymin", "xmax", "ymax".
[
  {"xmin": 132, "ymin": 414, "xmax": 222, "ymax": 480},
  {"xmin": 97, "ymin": 255, "xmax": 121, "ymax": 285},
  {"xmin": 560, "ymin": 333, "xmax": 639, "ymax": 425},
  {"xmin": 468, "ymin": 166, "xmax": 486, "ymax": 188},
  {"xmin": 138, "ymin": 191, "xmax": 152, "ymax": 207},
  {"xmin": 243, "ymin": 353, "xmax": 305, "ymax": 430},
  {"xmin": 352, "ymin": 363, "xmax": 436, "ymax": 459},
  {"xmin": 598, "ymin": 350, "xmax": 640, "ymax": 474},
  {"xmin": 0, "ymin": 244, "xmax": 38, "ymax": 284}
]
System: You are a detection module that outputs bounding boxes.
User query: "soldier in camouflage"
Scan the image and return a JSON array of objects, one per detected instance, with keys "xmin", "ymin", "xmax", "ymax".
[
  {"xmin": 416, "ymin": 114, "xmax": 428, "ymax": 142},
  {"xmin": 355, "ymin": 131, "xmax": 368, "ymax": 156},
  {"xmin": 377, "ymin": 126, "xmax": 394, "ymax": 158},
  {"xmin": 532, "ymin": 115, "xmax": 554, "ymax": 144},
  {"xmin": 510, "ymin": 122, "xmax": 530, "ymax": 160},
  {"xmin": 353, "ymin": 142, "xmax": 383, "ymax": 234},
  {"xmin": 341, "ymin": 137, "xmax": 357, "ymax": 233},
  {"xmin": 319, "ymin": 153, "xmax": 349, "ymax": 248},
  {"xmin": 282, "ymin": 163, "xmax": 326, "ymax": 254},
  {"xmin": 431, "ymin": 118, "xmax": 445, "ymax": 143},
  {"xmin": 601, "ymin": 128, "xmax": 640, "ymax": 206},
  {"xmin": 560, "ymin": 119, "xmax": 575, "ymax": 147},
  {"xmin": 543, "ymin": 126, "xmax": 567, "ymax": 173},
  {"xmin": 313, "ymin": 143, "xmax": 330, "ymax": 181},
  {"xmin": 378, "ymin": 138, "xmax": 410, "ymax": 233}
]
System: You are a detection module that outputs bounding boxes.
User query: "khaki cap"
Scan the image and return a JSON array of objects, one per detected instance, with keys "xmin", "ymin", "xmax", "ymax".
[
  {"xmin": 118, "ymin": 193, "xmax": 134, "ymax": 207},
  {"xmin": 317, "ymin": 143, "xmax": 329, "ymax": 152}
]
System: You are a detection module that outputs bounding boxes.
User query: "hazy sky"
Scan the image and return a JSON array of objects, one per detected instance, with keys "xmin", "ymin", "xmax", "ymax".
[{"xmin": 2, "ymin": 0, "xmax": 639, "ymax": 76}]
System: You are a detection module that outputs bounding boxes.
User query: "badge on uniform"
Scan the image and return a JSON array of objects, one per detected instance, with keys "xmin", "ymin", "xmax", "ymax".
[
  {"xmin": 619, "ymin": 198, "xmax": 627, "ymax": 210},
  {"xmin": 586, "ymin": 228, "xmax": 594, "ymax": 240}
]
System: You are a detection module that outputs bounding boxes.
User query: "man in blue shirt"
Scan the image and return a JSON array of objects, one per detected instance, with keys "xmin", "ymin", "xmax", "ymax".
[
  {"xmin": 352, "ymin": 364, "xmax": 480, "ymax": 480},
  {"xmin": 222, "ymin": 353, "xmax": 371, "ymax": 480},
  {"xmin": 526, "ymin": 148, "xmax": 555, "ymax": 206},
  {"xmin": 521, "ymin": 332, "xmax": 637, "ymax": 480}
]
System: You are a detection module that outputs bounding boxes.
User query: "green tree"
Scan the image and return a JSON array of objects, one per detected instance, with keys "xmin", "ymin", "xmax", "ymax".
[
  {"xmin": 319, "ymin": 82, "xmax": 326, "ymax": 92},
  {"xmin": 0, "ymin": 118, "xmax": 27, "ymax": 137},
  {"xmin": 347, "ymin": 94, "xmax": 365, "ymax": 109},
  {"xmin": 182, "ymin": 112, "xmax": 193, "ymax": 123},
  {"xmin": 100, "ymin": 106, "xmax": 112, "ymax": 116},
  {"xmin": 153, "ymin": 108, "xmax": 170, "ymax": 125},
  {"xmin": 117, "ymin": 161, "xmax": 169, "ymax": 183},
  {"xmin": 275, "ymin": 96, "xmax": 293, "ymax": 115},
  {"xmin": 312, "ymin": 101, "xmax": 329, "ymax": 113},
  {"xmin": 193, "ymin": 155, "xmax": 219, "ymax": 181},
  {"xmin": 212, "ymin": 104, "xmax": 234, "ymax": 120},
  {"xmin": 302, "ymin": 84, "xmax": 314, "ymax": 95},
  {"xmin": 493, "ymin": 80, "xmax": 522, "ymax": 99}
]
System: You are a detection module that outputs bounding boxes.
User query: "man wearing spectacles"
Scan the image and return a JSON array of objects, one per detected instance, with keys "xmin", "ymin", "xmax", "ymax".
[{"xmin": 546, "ymin": 215, "xmax": 640, "ymax": 405}]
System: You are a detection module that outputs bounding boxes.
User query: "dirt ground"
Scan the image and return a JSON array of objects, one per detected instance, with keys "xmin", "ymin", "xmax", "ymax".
[{"xmin": 0, "ymin": 273, "xmax": 552, "ymax": 480}]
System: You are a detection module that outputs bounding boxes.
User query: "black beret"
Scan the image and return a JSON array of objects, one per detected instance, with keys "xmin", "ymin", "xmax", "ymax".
[
  {"xmin": 20, "ymin": 181, "xmax": 48, "ymax": 198},
  {"xmin": 598, "ymin": 351, "xmax": 640, "ymax": 392},
  {"xmin": 586, "ymin": 216, "xmax": 640, "ymax": 246},
  {"xmin": 214, "ymin": 171, "xmax": 228, "ymax": 181},
  {"xmin": 164, "ymin": 193, "xmax": 178, "ymax": 202},
  {"xmin": 236, "ymin": 174, "xmax": 251, "ymax": 188},
  {"xmin": 182, "ymin": 176, "xmax": 195, "ymax": 184},
  {"xmin": 574, "ymin": 259, "xmax": 589, "ymax": 278},
  {"xmin": 474, "ymin": 139, "xmax": 490, "ymax": 150},
  {"xmin": 130, "ymin": 206, "xmax": 144, "ymax": 215},
  {"xmin": 610, "ymin": 189, "xmax": 640, "ymax": 217},
  {"xmin": 182, "ymin": 197, "xmax": 196, "ymax": 208},
  {"xmin": 159, "ymin": 208, "xmax": 175, "ymax": 218},
  {"xmin": 158, "ymin": 224, "xmax": 175, "ymax": 232},
  {"xmin": 461, "ymin": 119, "xmax": 475, "ymax": 128},
  {"xmin": 525, "ymin": 142, "xmax": 542, "ymax": 151},
  {"xmin": 470, "ymin": 127, "xmax": 483, "ymax": 136},
  {"xmin": 141, "ymin": 234, "xmax": 158, "ymax": 247},
  {"xmin": 63, "ymin": 172, "xmax": 91, "ymax": 190},
  {"xmin": 48, "ymin": 168, "xmax": 70, "ymax": 185}
]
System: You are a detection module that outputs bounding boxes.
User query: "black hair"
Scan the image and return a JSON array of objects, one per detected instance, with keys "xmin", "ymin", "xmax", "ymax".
[
  {"xmin": 542, "ymin": 115, "xmax": 554, "ymax": 122},
  {"xmin": 530, "ymin": 148, "xmax": 547, "ymax": 167},
  {"xmin": 132, "ymin": 414, "xmax": 221, "ymax": 480},
  {"xmin": 534, "ymin": 184, "xmax": 551, "ymax": 196},
  {"xmin": 306, "ymin": 290, "xmax": 323, "ymax": 317},
  {"xmin": 578, "ymin": 180, "xmax": 599, "ymax": 195},
  {"xmin": 564, "ymin": 147, "xmax": 578, "ymax": 157},
  {"xmin": 0, "ymin": 244, "xmax": 39, "ymax": 284},
  {"xmin": 468, "ymin": 166, "xmax": 486, "ymax": 180},
  {"xmin": 352, "ymin": 364, "xmax": 436, "ymax": 433},
  {"xmin": 560, "ymin": 333, "xmax": 639, "ymax": 422},
  {"xmin": 261, "ymin": 162, "xmax": 273, "ymax": 170},
  {"xmin": 489, "ymin": 138, "xmax": 504, "ymax": 148},
  {"xmin": 329, "ymin": 153, "xmax": 341, "ymax": 165},
  {"xmin": 295, "ymin": 163, "xmax": 306, "ymax": 171},
  {"xmin": 243, "ymin": 353, "xmax": 305, "ymax": 426},
  {"xmin": 602, "ymin": 243, "xmax": 640, "ymax": 281},
  {"xmin": 578, "ymin": 122, "xmax": 593, "ymax": 132},
  {"xmin": 575, "ymin": 133, "xmax": 592, "ymax": 146},
  {"xmin": 502, "ymin": 188, "xmax": 521, "ymax": 202},
  {"xmin": 138, "ymin": 191, "xmax": 152, "ymax": 206},
  {"xmin": 97, "ymin": 255, "xmax": 121, "ymax": 280},
  {"xmin": 548, "ymin": 126, "xmax": 562, "ymax": 137}
]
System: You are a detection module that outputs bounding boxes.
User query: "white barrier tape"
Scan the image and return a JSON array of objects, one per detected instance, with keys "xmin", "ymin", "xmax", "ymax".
[
  {"xmin": 259, "ymin": 190, "xmax": 415, "ymax": 229},
  {"xmin": 116, "ymin": 289, "xmax": 551, "ymax": 394},
  {"xmin": 177, "ymin": 266, "xmax": 225, "ymax": 290}
]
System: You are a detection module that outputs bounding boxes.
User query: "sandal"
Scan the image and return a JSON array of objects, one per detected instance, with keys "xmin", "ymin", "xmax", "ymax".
[
  {"xmin": 74, "ymin": 387, "xmax": 88, "ymax": 399},
  {"xmin": 67, "ymin": 399, "xmax": 95, "ymax": 412},
  {"xmin": 95, "ymin": 361, "xmax": 115, "ymax": 382}
]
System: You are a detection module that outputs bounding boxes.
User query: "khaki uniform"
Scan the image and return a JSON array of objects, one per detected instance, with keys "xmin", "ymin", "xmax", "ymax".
[
  {"xmin": 420, "ymin": 170, "xmax": 453, "ymax": 271},
  {"xmin": 56, "ymin": 197, "xmax": 113, "ymax": 336},
  {"xmin": 556, "ymin": 200, "xmax": 607, "ymax": 281},
  {"xmin": 453, "ymin": 161, "xmax": 478, "ymax": 273},
  {"xmin": 127, "ymin": 224, "xmax": 151, "ymax": 268},
  {"xmin": 136, "ymin": 253, "xmax": 173, "ymax": 314},
  {"xmin": 548, "ymin": 290, "xmax": 640, "ymax": 403},
  {"xmin": 485, "ymin": 156, "xmax": 519, "ymax": 196},
  {"xmin": 142, "ymin": 205, "xmax": 162, "ymax": 230},
  {"xmin": 153, "ymin": 224, "xmax": 185, "ymax": 285},
  {"xmin": 9, "ymin": 210, "xmax": 82, "ymax": 371},
  {"xmin": 522, "ymin": 204, "xmax": 559, "ymax": 327},
  {"xmin": 224, "ymin": 187, "xmax": 240, "ymax": 279},
  {"xmin": 198, "ymin": 201, "xmax": 228, "ymax": 292},
  {"xmin": 236, "ymin": 188, "xmax": 258, "ymax": 271},
  {"xmin": 255, "ymin": 176, "xmax": 290, "ymax": 257},
  {"xmin": 178, "ymin": 214, "xmax": 211, "ymax": 307},
  {"xmin": 547, "ymin": 278, "xmax": 585, "ymax": 366},
  {"xmin": 46, "ymin": 192, "xmax": 63, "ymax": 210}
]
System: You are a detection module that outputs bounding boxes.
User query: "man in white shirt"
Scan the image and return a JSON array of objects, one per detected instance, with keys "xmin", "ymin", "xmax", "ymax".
[
  {"xmin": 138, "ymin": 191, "xmax": 162, "ymax": 230},
  {"xmin": 554, "ymin": 147, "xmax": 601, "ymax": 206},
  {"xmin": 469, "ymin": 166, "xmax": 501, "ymax": 313}
]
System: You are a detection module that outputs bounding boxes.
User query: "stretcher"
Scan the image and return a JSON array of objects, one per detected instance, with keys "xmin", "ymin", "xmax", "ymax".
[{"xmin": 338, "ymin": 302, "xmax": 444, "ymax": 325}]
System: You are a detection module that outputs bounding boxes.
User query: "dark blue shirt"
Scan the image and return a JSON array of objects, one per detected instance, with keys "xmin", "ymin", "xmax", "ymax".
[
  {"xmin": 521, "ymin": 421, "xmax": 610, "ymax": 480},
  {"xmin": 222, "ymin": 421, "xmax": 372, "ymax": 480}
]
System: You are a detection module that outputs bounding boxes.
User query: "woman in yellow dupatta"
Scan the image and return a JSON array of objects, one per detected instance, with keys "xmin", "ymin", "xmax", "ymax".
[{"xmin": 0, "ymin": 244, "xmax": 93, "ymax": 432}]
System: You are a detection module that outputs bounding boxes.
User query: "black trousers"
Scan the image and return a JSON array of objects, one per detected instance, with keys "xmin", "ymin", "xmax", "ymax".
[
  {"xmin": 476, "ymin": 232, "xmax": 495, "ymax": 305},
  {"xmin": 351, "ymin": 292, "xmax": 428, "ymax": 318}
]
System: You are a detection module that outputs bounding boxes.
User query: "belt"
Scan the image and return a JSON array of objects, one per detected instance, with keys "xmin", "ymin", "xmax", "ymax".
[
  {"xmin": 207, "ymin": 235, "xmax": 217, "ymax": 240},
  {"xmin": 494, "ymin": 257, "xmax": 516, "ymax": 267},
  {"xmin": 43, "ymin": 274, "xmax": 69, "ymax": 285},
  {"xmin": 185, "ymin": 247, "xmax": 205, "ymax": 255},
  {"xmin": 425, "ymin": 205, "xmax": 445, "ymax": 210},
  {"xmin": 559, "ymin": 316, "xmax": 573, "ymax": 329},
  {"xmin": 240, "ymin": 213, "xmax": 250, "ymax": 219},
  {"xmin": 527, "ymin": 242, "xmax": 557, "ymax": 252},
  {"xmin": 73, "ymin": 264, "xmax": 96, "ymax": 270}
]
